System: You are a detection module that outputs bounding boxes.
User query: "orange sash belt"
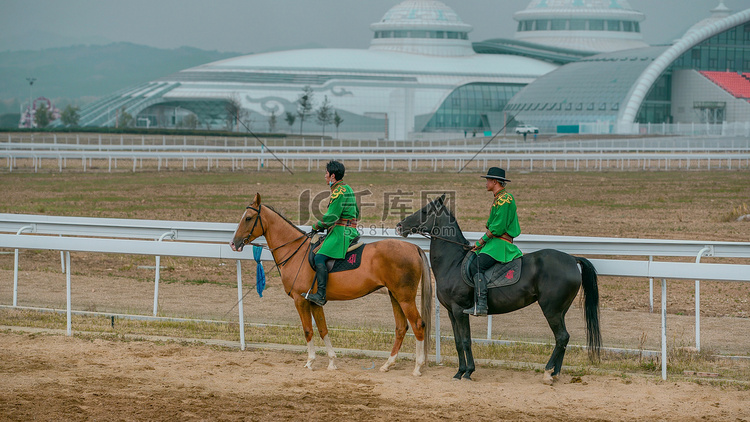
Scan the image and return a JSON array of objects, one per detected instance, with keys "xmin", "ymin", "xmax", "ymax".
[
  {"xmin": 485, "ymin": 230, "xmax": 514, "ymax": 244},
  {"xmin": 335, "ymin": 218, "xmax": 358, "ymax": 228}
]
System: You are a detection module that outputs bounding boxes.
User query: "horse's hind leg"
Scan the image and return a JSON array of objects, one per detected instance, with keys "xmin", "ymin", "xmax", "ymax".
[
  {"xmin": 310, "ymin": 305, "xmax": 337, "ymax": 370},
  {"xmin": 397, "ymin": 298, "xmax": 428, "ymax": 376},
  {"xmin": 541, "ymin": 311, "xmax": 570, "ymax": 384},
  {"xmin": 381, "ymin": 292, "xmax": 409, "ymax": 373}
]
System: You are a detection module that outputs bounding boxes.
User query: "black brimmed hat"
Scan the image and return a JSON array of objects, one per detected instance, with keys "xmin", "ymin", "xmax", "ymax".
[{"xmin": 480, "ymin": 167, "xmax": 510, "ymax": 182}]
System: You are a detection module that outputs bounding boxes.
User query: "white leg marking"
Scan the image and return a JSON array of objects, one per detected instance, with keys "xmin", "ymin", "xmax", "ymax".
[
  {"xmin": 304, "ymin": 340, "xmax": 316, "ymax": 370},
  {"xmin": 542, "ymin": 369, "xmax": 554, "ymax": 385},
  {"xmin": 323, "ymin": 334, "xmax": 337, "ymax": 370},
  {"xmin": 412, "ymin": 339, "xmax": 424, "ymax": 377},
  {"xmin": 380, "ymin": 354, "xmax": 397, "ymax": 372}
]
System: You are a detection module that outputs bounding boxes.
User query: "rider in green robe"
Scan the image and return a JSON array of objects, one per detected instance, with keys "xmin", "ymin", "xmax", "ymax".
[
  {"xmin": 304, "ymin": 160, "xmax": 360, "ymax": 306},
  {"xmin": 465, "ymin": 167, "xmax": 523, "ymax": 316}
]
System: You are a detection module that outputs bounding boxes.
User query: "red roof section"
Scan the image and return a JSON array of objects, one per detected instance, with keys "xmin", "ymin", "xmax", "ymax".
[{"xmin": 700, "ymin": 71, "xmax": 750, "ymax": 99}]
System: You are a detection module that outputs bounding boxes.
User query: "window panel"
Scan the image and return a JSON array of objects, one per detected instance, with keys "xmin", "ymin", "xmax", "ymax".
[
  {"xmin": 570, "ymin": 19, "xmax": 586, "ymax": 30},
  {"xmin": 551, "ymin": 19, "xmax": 566, "ymax": 30}
]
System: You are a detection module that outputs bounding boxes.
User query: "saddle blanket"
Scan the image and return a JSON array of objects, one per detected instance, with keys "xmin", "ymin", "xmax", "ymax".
[
  {"xmin": 461, "ymin": 252, "xmax": 522, "ymax": 289},
  {"xmin": 308, "ymin": 236, "xmax": 365, "ymax": 273}
]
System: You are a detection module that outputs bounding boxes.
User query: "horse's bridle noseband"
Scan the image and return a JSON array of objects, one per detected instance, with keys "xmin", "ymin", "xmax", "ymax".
[
  {"xmin": 410, "ymin": 203, "xmax": 472, "ymax": 250},
  {"xmin": 241, "ymin": 205, "xmax": 266, "ymax": 248}
]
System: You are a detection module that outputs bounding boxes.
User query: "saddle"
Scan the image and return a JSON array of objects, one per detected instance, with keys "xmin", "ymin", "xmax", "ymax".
[
  {"xmin": 308, "ymin": 233, "xmax": 365, "ymax": 273},
  {"xmin": 461, "ymin": 251, "xmax": 522, "ymax": 289}
]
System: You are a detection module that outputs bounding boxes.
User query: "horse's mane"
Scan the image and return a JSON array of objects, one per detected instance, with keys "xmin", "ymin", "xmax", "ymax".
[
  {"xmin": 436, "ymin": 199, "xmax": 469, "ymax": 245},
  {"xmin": 264, "ymin": 205, "xmax": 305, "ymax": 234}
]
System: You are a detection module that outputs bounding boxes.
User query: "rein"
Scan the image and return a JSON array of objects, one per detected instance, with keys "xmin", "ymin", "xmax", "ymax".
[
  {"xmin": 243, "ymin": 205, "xmax": 307, "ymax": 263},
  {"xmin": 416, "ymin": 230, "xmax": 472, "ymax": 250},
  {"xmin": 241, "ymin": 204, "xmax": 313, "ymax": 296},
  {"xmin": 411, "ymin": 205, "xmax": 472, "ymax": 250}
]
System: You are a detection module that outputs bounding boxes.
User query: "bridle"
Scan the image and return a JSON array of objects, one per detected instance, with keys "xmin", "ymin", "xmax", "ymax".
[
  {"xmin": 406, "ymin": 205, "xmax": 472, "ymax": 250},
  {"xmin": 240, "ymin": 204, "xmax": 313, "ymax": 295}
]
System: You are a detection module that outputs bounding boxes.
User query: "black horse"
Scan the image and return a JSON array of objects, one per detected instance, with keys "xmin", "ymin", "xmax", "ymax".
[{"xmin": 396, "ymin": 195, "xmax": 601, "ymax": 383}]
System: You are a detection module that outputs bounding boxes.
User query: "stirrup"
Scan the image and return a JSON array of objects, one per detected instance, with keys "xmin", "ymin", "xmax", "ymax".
[
  {"xmin": 463, "ymin": 305, "xmax": 487, "ymax": 316},
  {"xmin": 304, "ymin": 292, "xmax": 327, "ymax": 306}
]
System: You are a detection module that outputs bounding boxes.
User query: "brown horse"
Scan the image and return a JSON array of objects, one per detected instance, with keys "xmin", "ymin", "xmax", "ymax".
[{"xmin": 230, "ymin": 193, "xmax": 433, "ymax": 376}]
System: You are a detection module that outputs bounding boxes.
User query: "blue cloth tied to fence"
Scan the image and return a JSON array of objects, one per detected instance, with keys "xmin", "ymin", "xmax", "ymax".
[{"xmin": 252, "ymin": 245, "xmax": 265, "ymax": 297}]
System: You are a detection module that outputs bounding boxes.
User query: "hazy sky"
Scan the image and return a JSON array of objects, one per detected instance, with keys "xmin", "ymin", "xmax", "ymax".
[{"xmin": 2, "ymin": 0, "xmax": 748, "ymax": 53}]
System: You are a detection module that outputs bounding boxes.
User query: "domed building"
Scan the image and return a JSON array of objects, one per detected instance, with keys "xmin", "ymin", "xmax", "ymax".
[
  {"xmin": 512, "ymin": 0, "xmax": 648, "ymax": 53},
  {"xmin": 76, "ymin": 0, "xmax": 557, "ymax": 140}
]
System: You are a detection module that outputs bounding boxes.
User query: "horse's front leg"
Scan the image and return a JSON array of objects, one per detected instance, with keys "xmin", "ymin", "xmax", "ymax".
[
  {"xmin": 293, "ymin": 295, "xmax": 317, "ymax": 370},
  {"xmin": 452, "ymin": 307, "xmax": 476, "ymax": 380},
  {"xmin": 310, "ymin": 303, "xmax": 337, "ymax": 370},
  {"xmin": 447, "ymin": 310, "xmax": 466, "ymax": 379},
  {"xmin": 381, "ymin": 292, "xmax": 409, "ymax": 373}
]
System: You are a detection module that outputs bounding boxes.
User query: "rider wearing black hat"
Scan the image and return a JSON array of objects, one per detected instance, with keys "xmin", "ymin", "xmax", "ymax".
[{"xmin": 465, "ymin": 167, "xmax": 523, "ymax": 316}]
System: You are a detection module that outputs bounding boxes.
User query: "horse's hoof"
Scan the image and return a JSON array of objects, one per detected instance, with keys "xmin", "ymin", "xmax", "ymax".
[
  {"xmin": 462, "ymin": 374, "xmax": 474, "ymax": 381},
  {"xmin": 327, "ymin": 363, "xmax": 338, "ymax": 370},
  {"xmin": 304, "ymin": 361, "xmax": 314, "ymax": 370},
  {"xmin": 542, "ymin": 369, "xmax": 554, "ymax": 385},
  {"xmin": 412, "ymin": 368, "xmax": 422, "ymax": 377},
  {"xmin": 380, "ymin": 355, "xmax": 396, "ymax": 372}
]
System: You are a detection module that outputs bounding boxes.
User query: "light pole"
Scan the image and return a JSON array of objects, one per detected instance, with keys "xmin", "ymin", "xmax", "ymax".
[{"xmin": 26, "ymin": 77, "xmax": 36, "ymax": 127}]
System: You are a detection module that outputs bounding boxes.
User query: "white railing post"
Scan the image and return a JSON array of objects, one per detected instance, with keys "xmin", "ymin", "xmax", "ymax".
[
  {"xmin": 12, "ymin": 225, "xmax": 33, "ymax": 307},
  {"xmin": 487, "ymin": 315, "xmax": 492, "ymax": 340},
  {"xmin": 66, "ymin": 251, "xmax": 72, "ymax": 336},
  {"xmin": 153, "ymin": 231, "xmax": 176, "ymax": 316},
  {"xmin": 649, "ymin": 256, "xmax": 653, "ymax": 313},
  {"xmin": 237, "ymin": 260, "xmax": 245, "ymax": 350},
  {"xmin": 434, "ymin": 288, "xmax": 441, "ymax": 364},
  {"xmin": 694, "ymin": 246, "xmax": 713, "ymax": 351},
  {"xmin": 661, "ymin": 278, "xmax": 667, "ymax": 380}
]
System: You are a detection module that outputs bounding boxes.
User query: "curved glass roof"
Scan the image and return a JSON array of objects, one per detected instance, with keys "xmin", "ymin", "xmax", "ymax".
[
  {"xmin": 504, "ymin": 46, "xmax": 668, "ymax": 130},
  {"xmin": 187, "ymin": 48, "xmax": 556, "ymax": 78}
]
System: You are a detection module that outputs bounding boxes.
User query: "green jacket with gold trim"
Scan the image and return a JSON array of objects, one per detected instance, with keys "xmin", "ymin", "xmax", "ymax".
[
  {"xmin": 312, "ymin": 180, "xmax": 360, "ymax": 259},
  {"xmin": 474, "ymin": 188, "xmax": 523, "ymax": 263}
]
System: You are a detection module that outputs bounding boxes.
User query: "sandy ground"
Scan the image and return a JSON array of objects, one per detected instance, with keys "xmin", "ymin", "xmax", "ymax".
[{"xmin": 1, "ymin": 330, "xmax": 749, "ymax": 422}]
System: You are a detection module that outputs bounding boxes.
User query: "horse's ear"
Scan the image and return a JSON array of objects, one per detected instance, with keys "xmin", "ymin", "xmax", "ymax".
[
  {"xmin": 253, "ymin": 193, "xmax": 261, "ymax": 206},
  {"xmin": 438, "ymin": 193, "xmax": 446, "ymax": 204}
]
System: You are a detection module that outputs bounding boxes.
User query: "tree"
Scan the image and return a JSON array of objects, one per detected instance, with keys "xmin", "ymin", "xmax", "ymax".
[
  {"xmin": 333, "ymin": 111, "xmax": 344, "ymax": 139},
  {"xmin": 284, "ymin": 112, "xmax": 296, "ymax": 133},
  {"xmin": 182, "ymin": 113, "xmax": 199, "ymax": 129},
  {"xmin": 225, "ymin": 94, "xmax": 245, "ymax": 131},
  {"xmin": 316, "ymin": 95, "xmax": 333, "ymax": 135},
  {"xmin": 296, "ymin": 85, "xmax": 315, "ymax": 135},
  {"xmin": 34, "ymin": 103, "xmax": 52, "ymax": 128},
  {"xmin": 268, "ymin": 111, "xmax": 278, "ymax": 133},
  {"xmin": 117, "ymin": 107, "xmax": 133, "ymax": 128},
  {"xmin": 60, "ymin": 105, "xmax": 80, "ymax": 127}
]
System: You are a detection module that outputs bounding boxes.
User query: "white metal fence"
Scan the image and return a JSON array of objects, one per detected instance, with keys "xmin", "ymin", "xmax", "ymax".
[
  {"xmin": 4, "ymin": 133, "xmax": 749, "ymax": 173},
  {"xmin": 2, "ymin": 213, "xmax": 750, "ymax": 380}
]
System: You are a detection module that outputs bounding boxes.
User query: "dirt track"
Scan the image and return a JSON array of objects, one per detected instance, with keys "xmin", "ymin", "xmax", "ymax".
[{"xmin": 2, "ymin": 330, "xmax": 749, "ymax": 422}]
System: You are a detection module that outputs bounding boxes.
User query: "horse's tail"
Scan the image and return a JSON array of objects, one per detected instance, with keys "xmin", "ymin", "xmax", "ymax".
[
  {"xmin": 418, "ymin": 246, "xmax": 433, "ymax": 359},
  {"xmin": 576, "ymin": 256, "xmax": 602, "ymax": 361}
]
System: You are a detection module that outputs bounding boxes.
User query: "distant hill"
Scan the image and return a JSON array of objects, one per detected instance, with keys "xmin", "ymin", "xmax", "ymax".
[{"xmin": 0, "ymin": 42, "xmax": 240, "ymax": 113}]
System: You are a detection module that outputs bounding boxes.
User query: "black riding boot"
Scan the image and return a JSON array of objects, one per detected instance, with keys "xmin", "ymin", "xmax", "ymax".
[
  {"xmin": 463, "ymin": 273, "xmax": 488, "ymax": 316},
  {"xmin": 305, "ymin": 260, "xmax": 329, "ymax": 306}
]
